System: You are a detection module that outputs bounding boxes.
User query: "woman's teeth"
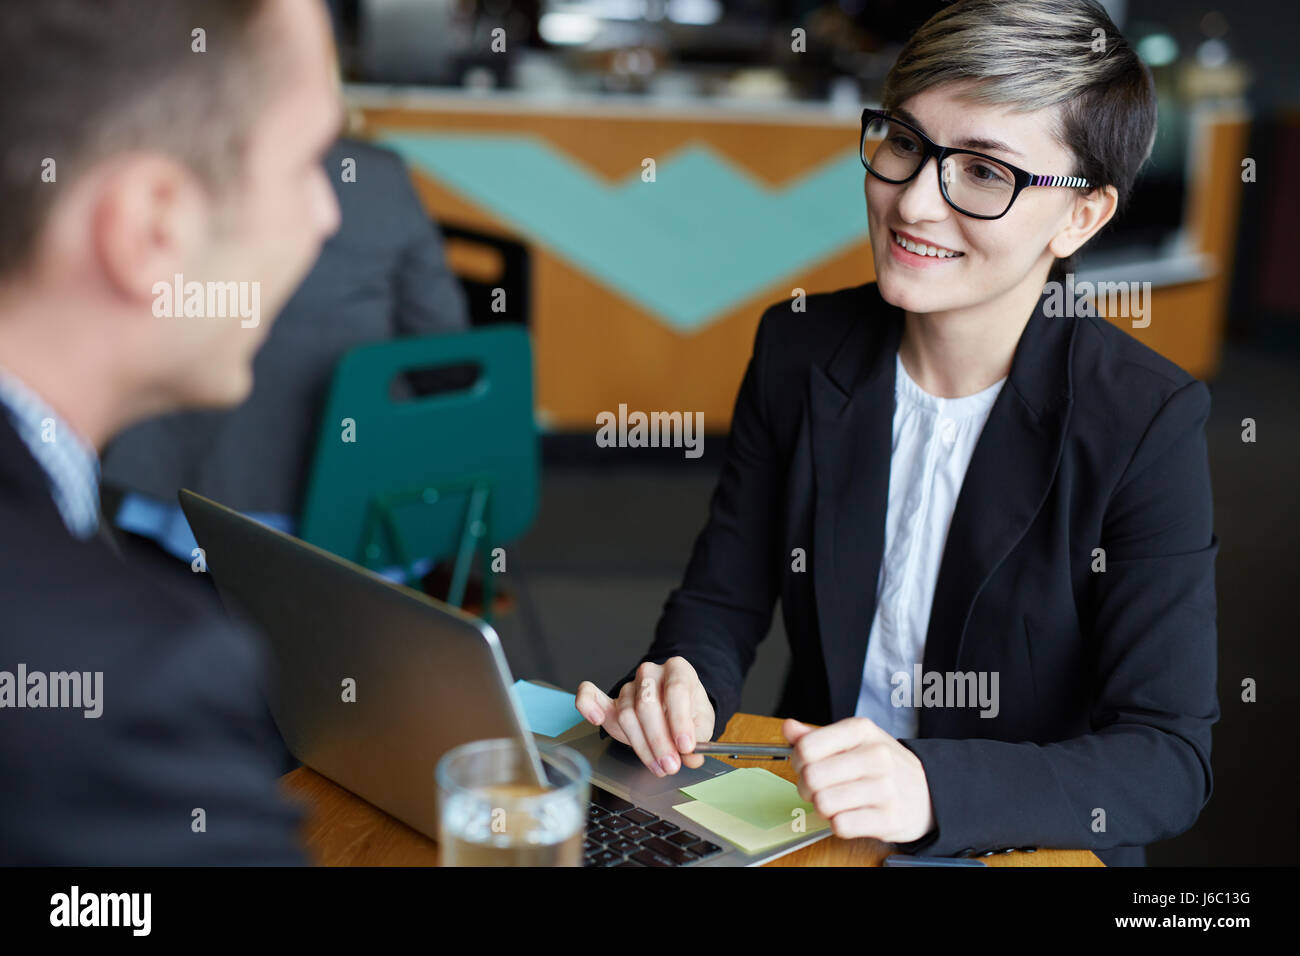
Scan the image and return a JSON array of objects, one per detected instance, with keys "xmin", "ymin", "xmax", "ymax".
[{"xmin": 893, "ymin": 231, "xmax": 963, "ymax": 258}]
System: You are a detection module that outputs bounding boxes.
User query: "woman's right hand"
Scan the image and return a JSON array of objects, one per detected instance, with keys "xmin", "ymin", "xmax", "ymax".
[{"xmin": 575, "ymin": 657, "xmax": 715, "ymax": 776}]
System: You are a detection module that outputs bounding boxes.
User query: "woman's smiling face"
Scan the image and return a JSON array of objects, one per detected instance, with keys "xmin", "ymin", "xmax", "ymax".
[{"xmin": 865, "ymin": 82, "xmax": 1110, "ymax": 316}]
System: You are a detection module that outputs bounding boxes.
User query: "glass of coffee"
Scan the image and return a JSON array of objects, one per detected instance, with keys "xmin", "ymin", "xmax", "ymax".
[{"xmin": 436, "ymin": 738, "xmax": 589, "ymax": 866}]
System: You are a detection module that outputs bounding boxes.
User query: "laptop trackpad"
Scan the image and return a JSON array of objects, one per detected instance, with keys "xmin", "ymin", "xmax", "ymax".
[{"xmin": 552, "ymin": 728, "xmax": 729, "ymax": 795}]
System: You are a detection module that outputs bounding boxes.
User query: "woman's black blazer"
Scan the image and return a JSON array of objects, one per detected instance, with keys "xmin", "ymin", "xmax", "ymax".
[{"xmin": 608, "ymin": 281, "xmax": 1219, "ymax": 867}]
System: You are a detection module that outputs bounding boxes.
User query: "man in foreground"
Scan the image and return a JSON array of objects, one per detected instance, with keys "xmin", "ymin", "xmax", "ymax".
[{"xmin": 0, "ymin": 0, "xmax": 342, "ymax": 863}]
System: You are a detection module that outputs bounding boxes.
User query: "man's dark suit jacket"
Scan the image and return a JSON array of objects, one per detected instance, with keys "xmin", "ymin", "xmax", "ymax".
[
  {"xmin": 609, "ymin": 281, "xmax": 1219, "ymax": 867},
  {"xmin": 0, "ymin": 414, "xmax": 304, "ymax": 863}
]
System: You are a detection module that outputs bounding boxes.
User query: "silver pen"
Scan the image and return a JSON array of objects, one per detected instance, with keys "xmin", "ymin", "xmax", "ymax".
[{"xmin": 689, "ymin": 742, "xmax": 792, "ymax": 760}]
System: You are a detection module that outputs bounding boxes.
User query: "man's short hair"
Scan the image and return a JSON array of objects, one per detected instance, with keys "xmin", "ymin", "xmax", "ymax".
[{"xmin": 0, "ymin": 0, "xmax": 276, "ymax": 279}]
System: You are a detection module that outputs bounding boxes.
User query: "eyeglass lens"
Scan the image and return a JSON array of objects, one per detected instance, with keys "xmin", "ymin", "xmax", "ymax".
[{"xmin": 862, "ymin": 117, "xmax": 1015, "ymax": 217}]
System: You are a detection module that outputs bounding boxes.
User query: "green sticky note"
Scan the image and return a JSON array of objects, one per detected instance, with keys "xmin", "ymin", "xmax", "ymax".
[
  {"xmin": 673, "ymin": 800, "xmax": 830, "ymax": 855},
  {"xmin": 680, "ymin": 767, "xmax": 819, "ymax": 831}
]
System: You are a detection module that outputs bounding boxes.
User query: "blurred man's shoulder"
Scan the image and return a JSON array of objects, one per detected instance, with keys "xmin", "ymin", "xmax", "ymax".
[
  {"xmin": 0, "ymin": 470, "xmax": 258, "ymax": 670},
  {"xmin": 329, "ymin": 136, "xmax": 408, "ymax": 180},
  {"xmin": 0, "ymin": 516, "xmax": 259, "ymax": 679}
]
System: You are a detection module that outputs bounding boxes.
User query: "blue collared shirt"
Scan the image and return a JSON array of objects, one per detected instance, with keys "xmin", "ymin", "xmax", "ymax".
[
  {"xmin": 115, "ymin": 493, "xmax": 295, "ymax": 564},
  {"xmin": 116, "ymin": 495, "xmax": 433, "ymax": 584},
  {"xmin": 0, "ymin": 364, "xmax": 101, "ymax": 539}
]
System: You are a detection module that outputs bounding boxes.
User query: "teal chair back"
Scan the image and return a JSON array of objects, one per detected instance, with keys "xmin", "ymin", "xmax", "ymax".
[{"xmin": 298, "ymin": 326, "xmax": 538, "ymax": 619}]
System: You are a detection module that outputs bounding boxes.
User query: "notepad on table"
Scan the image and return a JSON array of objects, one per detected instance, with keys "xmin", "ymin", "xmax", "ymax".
[{"xmin": 674, "ymin": 767, "xmax": 830, "ymax": 854}]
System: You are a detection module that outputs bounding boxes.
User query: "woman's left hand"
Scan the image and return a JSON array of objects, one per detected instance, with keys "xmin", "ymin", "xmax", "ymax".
[{"xmin": 784, "ymin": 717, "xmax": 935, "ymax": 844}]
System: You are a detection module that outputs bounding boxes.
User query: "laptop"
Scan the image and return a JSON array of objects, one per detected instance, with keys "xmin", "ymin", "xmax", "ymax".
[{"xmin": 179, "ymin": 490, "xmax": 829, "ymax": 867}]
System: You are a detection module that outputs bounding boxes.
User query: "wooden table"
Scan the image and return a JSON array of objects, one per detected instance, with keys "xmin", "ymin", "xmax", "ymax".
[{"xmin": 281, "ymin": 711, "xmax": 1102, "ymax": 867}]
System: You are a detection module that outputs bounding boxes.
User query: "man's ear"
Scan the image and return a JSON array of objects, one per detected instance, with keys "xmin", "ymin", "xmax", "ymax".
[
  {"xmin": 1049, "ymin": 184, "xmax": 1118, "ymax": 261},
  {"xmin": 90, "ymin": 154, "xmax": 209, "ymax": 305}
]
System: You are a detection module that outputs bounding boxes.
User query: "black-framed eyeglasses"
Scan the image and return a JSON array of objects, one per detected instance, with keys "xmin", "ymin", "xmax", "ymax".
[{"xmin": 859, "ymin": 108, "xmax": 1095, "ymax": 220}]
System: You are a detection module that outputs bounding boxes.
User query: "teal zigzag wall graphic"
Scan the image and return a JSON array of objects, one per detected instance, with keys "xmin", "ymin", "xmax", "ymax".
[{"xmin": 379, "ymin": 131, "xmax": 868, "ymax": 334}]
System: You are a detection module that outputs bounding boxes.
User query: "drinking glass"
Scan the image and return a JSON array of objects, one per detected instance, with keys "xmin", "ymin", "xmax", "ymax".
[{"xmin": 436, "ymin": 738, "xmax": 589, "ymax": 866}]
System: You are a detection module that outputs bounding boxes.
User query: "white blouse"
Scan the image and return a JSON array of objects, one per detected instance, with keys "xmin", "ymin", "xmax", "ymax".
[{"xmin": 854, "ymin": 351, "xmax": 1007, "ymax": 739}]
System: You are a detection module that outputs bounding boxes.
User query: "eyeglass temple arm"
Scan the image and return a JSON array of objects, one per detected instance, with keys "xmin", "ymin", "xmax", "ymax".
[{"xmin": 1026, "ymin": 174, "xmax": 1093, "ymax": 188}]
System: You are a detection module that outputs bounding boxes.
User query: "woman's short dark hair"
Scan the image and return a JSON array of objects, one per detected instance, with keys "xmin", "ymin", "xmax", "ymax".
[{"xmin": 881, "ymin": 0, "xmax": 1158, "ymax": 282}]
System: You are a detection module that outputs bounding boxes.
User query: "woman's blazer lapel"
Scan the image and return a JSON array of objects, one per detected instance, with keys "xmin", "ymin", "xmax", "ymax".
[{"xmin": 808, "ymin": 287, "xmax": 1077, "ymax": 726}]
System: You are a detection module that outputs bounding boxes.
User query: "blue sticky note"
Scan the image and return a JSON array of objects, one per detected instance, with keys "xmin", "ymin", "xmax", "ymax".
[{"xmin": 512, "ymin": 680, "xmax": 584, "ymax": 737}]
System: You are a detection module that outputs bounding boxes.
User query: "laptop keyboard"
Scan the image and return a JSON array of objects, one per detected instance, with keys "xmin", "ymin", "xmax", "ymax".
[{"xmin": 584, "ymin": 783, "xmax": 724, "ymax": 867}]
